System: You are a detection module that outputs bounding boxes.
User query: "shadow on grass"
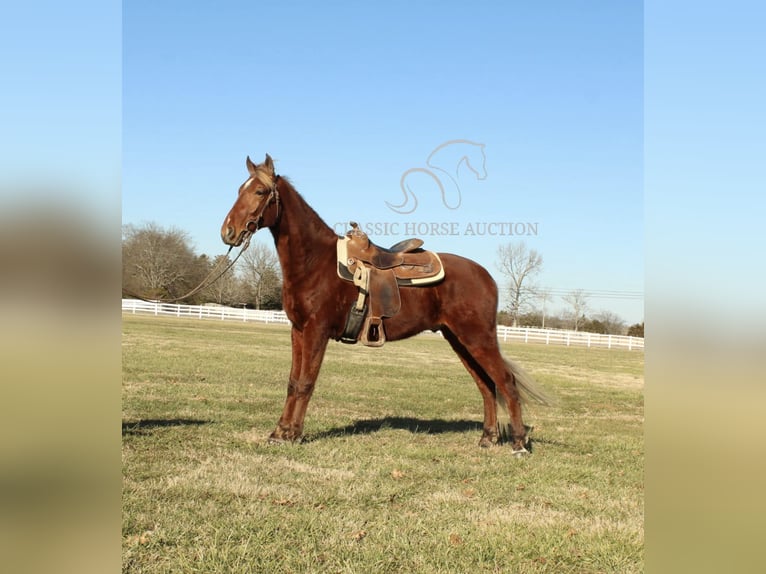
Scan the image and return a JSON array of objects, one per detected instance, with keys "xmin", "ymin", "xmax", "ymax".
[
  {"xmin": 308, "ymin": 417, "xmax": 482, "ymax": 442},
  {"xmin": 122, "ymin": 418, "xmax": 212, "ymax": 436},
  {"xmin": 308, "ymin": 419, "xmax": 569, "ymax": 452}
]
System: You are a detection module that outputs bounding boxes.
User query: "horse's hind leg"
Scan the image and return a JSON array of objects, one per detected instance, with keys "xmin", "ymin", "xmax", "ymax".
[
  {"xmin": 442, "ymin": 329, "xmax": 500, "ymax": 448},
  {"xmin": 442, "ymin": 329, "xmax": 529, "ymax": 453}
]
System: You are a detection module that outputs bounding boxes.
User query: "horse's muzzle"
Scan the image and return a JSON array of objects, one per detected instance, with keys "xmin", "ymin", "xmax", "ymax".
[{"xmin": 222, "ymin": 225, "xmax": 240, "ymax": 245}]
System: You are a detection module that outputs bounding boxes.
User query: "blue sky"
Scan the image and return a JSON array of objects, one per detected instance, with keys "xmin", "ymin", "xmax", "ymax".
[
  {"xmin": 0, "ymin": 2, "xmax": 120, "ymax": 213},
  {"xmin": 123, "ymin": 0, "xmax": 644, "ymax": 323}
]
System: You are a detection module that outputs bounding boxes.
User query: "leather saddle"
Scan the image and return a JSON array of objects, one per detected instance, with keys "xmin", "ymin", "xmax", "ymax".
[{"xmin": 337, "ymin": 222, "xmax": 444, "ymax": 346}]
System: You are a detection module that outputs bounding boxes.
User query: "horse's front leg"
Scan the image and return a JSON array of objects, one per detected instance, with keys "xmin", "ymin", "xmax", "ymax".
[
  {"xmin": 269, "ymin": 325, "xmax": 329, "ymax": 444},
  {"xmin": 269, "ymin": 327, "xmax": 303, "ymax": 443}
]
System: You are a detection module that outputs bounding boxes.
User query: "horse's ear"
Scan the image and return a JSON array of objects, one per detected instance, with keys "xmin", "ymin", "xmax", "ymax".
[
  {"xmin": 264, "ymin": 153, "xmax": 275, "ymax": 176},
  {"xmin": 246, "ymin": 156, "xmax": 257, "ymax": 175}
]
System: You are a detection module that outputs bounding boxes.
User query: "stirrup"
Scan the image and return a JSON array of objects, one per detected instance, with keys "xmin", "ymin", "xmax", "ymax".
[{"xmin": 360, "ymin": 316, "xmax": 386, "ymax": 347}]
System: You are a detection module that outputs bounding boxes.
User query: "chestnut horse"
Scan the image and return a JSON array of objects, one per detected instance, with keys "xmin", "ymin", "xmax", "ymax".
[{"xmin": 221, "ymin": 154, "xmax": 548, "ymax": 455}]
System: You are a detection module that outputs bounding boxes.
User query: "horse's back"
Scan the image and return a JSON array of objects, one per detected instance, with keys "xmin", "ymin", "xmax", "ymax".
[
  {"xmin": 436, "ymin": 251, "xmax": 499, "ymax": 307},
  {"xmin": 438, "ymin": 252, "xmax": 495, "ymax": 282},
  {"xmin": 385, "ymin": 252, "xmax": 499, "ymax": 341}
]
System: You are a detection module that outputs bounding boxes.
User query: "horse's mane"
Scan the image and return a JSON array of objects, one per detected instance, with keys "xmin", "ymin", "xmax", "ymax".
[{"xmin": 273, "ymin": 175, "xmax": 337, "ymax": 240}]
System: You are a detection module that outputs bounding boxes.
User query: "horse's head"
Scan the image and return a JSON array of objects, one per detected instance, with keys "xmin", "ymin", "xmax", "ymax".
[{"xmin": 221, "ymin": 154, "xmax": 280, "ymax": 246}]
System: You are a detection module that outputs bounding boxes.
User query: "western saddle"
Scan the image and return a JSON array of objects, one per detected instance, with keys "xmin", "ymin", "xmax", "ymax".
[{"xmin": 336, "ymin": 222, "xmax": 444, "ymax": 346}]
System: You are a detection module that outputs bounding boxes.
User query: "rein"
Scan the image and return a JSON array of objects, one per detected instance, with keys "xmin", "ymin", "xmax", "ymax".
[
  {"xmin": 123, "ymin": 176, "xmax": 280, "ymax": 304},
  {"xmin": 122, "ymin": 232, "xmax": 253, "ymax": 304}
]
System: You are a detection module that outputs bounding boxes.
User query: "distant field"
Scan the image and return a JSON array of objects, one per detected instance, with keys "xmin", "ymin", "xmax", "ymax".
[{"xmin": 122, "ymin": 315, "xmax": 644, "ymax": 573}]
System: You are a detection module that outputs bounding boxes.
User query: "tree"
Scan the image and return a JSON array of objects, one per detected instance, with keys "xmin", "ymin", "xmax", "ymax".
[
  {"xmin": 122, "ymin": 222, "xmax": 208, "ymax": 301},
  {"xmin": 627, "ymin": 322, "xmax": 644, "ymax": 337},
  {"xmin": 592, "ymin": 310, "xmax": 627, "ymax": 335},
  {"xmin": 537, "ymin": 289, "xmax": 552, "ymax": 329},
  {"xmin": 562, "ymin": 289, "xmax": 589, "ymax": 331},
  {"xmin": 239, "ymin": 241, "xmax": 282, "ymax": 309},
  {"xmin": 201, "ymin": 254, "xmax": 244, "ymax": 305},
  {"xmin": 580, "ymin": 318, "xmax": 607, "ymax": 334},
  {"xmin": 516, "ymin": 310, "xmax": 543, "ymax": 328},
  {"xmin": 496, "ymin": 242, "xmax": 543, "ymax": 327}
]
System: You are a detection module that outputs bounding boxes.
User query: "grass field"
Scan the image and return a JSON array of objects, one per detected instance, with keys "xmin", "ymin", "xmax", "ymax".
[{"xmin": 122, "ymin": 315, "xmax": 644, "ymax": 573}]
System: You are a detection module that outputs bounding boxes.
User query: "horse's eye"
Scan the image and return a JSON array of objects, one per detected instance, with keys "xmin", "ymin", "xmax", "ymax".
[{"xmin": 255, "ymin": 189, "xmax": 267, "ymax": 196}]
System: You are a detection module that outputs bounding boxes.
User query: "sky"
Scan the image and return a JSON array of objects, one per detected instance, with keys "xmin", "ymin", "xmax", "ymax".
[
  {"xmin": 0, "ymin": 2, "xmax": 120, "ymax": 213},
  {"xmin": 122, "ymin": 0, "xmax": 645, "ymax": 323}
]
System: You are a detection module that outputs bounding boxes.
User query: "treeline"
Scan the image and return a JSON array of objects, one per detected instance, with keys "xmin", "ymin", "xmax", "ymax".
[
  {"xmin": 495, "ymin": 242, "xmax": 643, "ymax": 337},
  {"xmin": 123, "ymin": 223, "xmax": 644, "ymax": 337},
  {"xmin": 122, "ymin": 223, "xmax": 282, "ymax": 309},
  {"xmin": 498, "ymin": 309, "xmax": 644, "ymax": 337}
]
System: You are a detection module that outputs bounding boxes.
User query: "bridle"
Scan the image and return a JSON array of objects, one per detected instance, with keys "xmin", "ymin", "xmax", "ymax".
[
  {"xmin": 122, "ymin": 176, "xmax": 281, "ymax": 304},
  {"xmin": 244, "ymin": 175, "xmax": 281, "ymax": 237}
]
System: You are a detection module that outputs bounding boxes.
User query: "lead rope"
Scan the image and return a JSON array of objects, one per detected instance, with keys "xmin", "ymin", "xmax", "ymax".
[
  {"xmin": 122, "ymin": 232, "xmax": 253, "ymax": 304},
  {"xmin": 123, "ymin": 175, "xmax": 279, "ymax": 304}
]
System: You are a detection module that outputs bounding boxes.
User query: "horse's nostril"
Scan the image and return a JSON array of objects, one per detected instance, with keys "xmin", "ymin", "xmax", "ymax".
[{"xmin": 224, "ymin": 226, "xmax": 235, "ymax": 241}]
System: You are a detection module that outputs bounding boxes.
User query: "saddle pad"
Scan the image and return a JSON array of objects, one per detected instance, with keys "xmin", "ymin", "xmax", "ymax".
[{"xmin": 336, "ymin": 237, "xmax": 445, "ymax": 286}]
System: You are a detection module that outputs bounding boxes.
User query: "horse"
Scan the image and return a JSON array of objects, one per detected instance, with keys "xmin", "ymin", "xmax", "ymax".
[
  {"xmin": 221, "ymin": 154, "xmax": 548, "ymax": 455},
  {"xmin": 386, "ymin": 139, "xmax": 487, "ymax": 214}
]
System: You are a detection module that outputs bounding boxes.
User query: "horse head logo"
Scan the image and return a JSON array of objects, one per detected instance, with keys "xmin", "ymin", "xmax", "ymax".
[{"xmin": 386, "ymin": 140, "xmax": 487, "ymax": 214}]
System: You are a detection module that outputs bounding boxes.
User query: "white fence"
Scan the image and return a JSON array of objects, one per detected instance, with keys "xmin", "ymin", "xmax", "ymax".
[
  {"xmin": 496, "ymin": 325, "xmax": 643, "ymax": 351},
  {"xmin": 122, "ymin": 299, "xmax": 290, "ymax": 325},
  {"xmin": 122, "ymin": 299, "xmax": 643, "ymax": 351}
]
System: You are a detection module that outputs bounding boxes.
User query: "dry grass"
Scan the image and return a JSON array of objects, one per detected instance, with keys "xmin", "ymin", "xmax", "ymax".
[{"xmin": 123, "ymin": 315, "xmax": 644, "ymax": 573}]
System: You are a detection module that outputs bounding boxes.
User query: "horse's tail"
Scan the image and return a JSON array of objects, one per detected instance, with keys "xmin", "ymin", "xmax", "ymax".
[
  {"xmin": 495, "ymin": 357, "xmax": 553, "ymax": 444},
  {"xmin": 502, "ymin": 357, "xmax": 554, "ymax": 407}
]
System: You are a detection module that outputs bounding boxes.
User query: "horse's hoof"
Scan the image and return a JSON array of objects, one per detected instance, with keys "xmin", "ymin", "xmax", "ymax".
[
  {"xmin": 479, "ymin": 436, "xmax": 498, "ymax": 448},
  {"xmin": 268, "ymin": 433, "xmax": 304, "ymax": 445},
  {"xmin": 512, "ymin": 446, "xmax": 529, "ymax": 458}
]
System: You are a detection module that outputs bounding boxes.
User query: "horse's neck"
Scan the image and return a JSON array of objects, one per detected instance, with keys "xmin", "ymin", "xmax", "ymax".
[{"xmin": 269, "ymin": 179, "xmax": 337, "ymax": 280}]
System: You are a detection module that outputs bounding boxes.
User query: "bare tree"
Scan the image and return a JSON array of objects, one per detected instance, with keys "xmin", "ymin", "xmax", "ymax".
[
  {"xmin": 592, "ymin": 310, "xmax": 627, "ymax": 335},
  {"xmin": 496, "ymin": 242, "xmax": 543, "ymax": 327},
  {"xmin": 562, "ymin": 289, "xmax": 589, "ymax": 331},
  {"xmin": 201, "ymin": 254, "xmax": 243, "ymax": 305},
  {"xmin": 122, "ymin": 222, "xmax": 206, "ymax": 300},
  {"xmin": 239, "ymin": 241, "xmax": 282, "ymax": 309},
  {"xmin": 537, "ymin": 289, "xmax": 552, "ymax": 329}
]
